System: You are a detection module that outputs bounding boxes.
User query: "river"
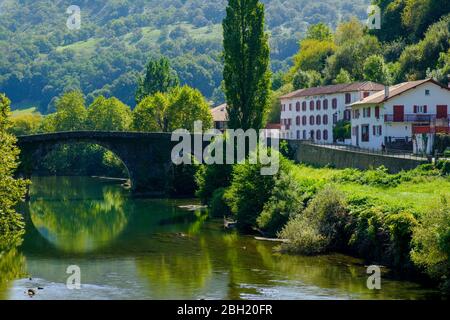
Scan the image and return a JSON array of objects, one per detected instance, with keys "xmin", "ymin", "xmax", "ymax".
[{"xmin": 0, "ymin": 177, "xmax": 440, "ymax": 300}]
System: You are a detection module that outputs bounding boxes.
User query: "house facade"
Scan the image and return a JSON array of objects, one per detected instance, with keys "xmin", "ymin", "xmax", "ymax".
[
  {"xmin": 279, "ymin": 82, "xmax": 384, "ymax": 143},
  {"xmin": 351, "ymin": 79, "xmax": 450, "ymax": 154},
  {"xmin": 211, "ymin": 103, "xmax": 228, "ymax": 131}
]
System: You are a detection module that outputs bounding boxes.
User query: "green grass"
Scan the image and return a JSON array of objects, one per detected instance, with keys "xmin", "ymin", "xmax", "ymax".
[{"xmin": 291, "ymin": 164, "xmax": 450, "ymax": 214}]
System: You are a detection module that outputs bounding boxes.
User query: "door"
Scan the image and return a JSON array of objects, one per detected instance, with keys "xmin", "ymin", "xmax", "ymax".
[
  {"xmin": 393, "ymin": 105, "xmax": 404, "ymax": 122},
  {"xmin": 437, "ymin": 105, "xmax": 448, "ymax": 119}
]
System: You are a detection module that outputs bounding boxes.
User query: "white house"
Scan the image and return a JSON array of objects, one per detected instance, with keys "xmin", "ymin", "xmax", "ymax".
[
  {"xmin": 279, "ymin": 82, "xmax": 384, "ymax": 143},
  {"xmin": 351, "ymin": 79, "xmax": 450, "ymax": 154}
]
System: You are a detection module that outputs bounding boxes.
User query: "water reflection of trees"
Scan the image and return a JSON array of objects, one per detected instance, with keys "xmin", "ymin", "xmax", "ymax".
[
  {"xmin": 28, "ymin": 177, "xmax": 129, "ymax": 253},
  {"xmin": 135, "ymin": 224, "xmax": 428, "ymax": 300},
  {"xmin": 0, "ymin": 239, "xmax": 26, "ymax": 300}
]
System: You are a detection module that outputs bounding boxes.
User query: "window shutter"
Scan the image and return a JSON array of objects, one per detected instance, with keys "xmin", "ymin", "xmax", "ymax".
[
  {"xmin": 368, "ymin": 107, "xmax": 371, "ymax": 117},
  {"xmin": 375, "ymin": 106, "xmax": 380, "ymax": 119},
  {"xmin": 414, "ymin": 105, "xmax": 417, "ymax": 113},
  {"xmin": 424, "ymin": 105, "xmax": 427, "ymax": 113}
]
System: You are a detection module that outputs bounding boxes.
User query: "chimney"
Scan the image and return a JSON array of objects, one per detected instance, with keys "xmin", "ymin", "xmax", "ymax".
[{"xmin": 384, "ymin": 85, "xmax": 390, "ymax": 99}]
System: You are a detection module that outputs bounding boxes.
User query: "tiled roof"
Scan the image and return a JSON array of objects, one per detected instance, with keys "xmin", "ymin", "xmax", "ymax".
[
  {"xmin": 210, "ymin": 103, "xmax": 228, "ymax": 122},
  {"xmin": 279, "ymin": 81, "xmax": 385, "ymax": 99},
  {"xmin": 351, "ymin": 79, "xmax": 450, "ymax": 106}
]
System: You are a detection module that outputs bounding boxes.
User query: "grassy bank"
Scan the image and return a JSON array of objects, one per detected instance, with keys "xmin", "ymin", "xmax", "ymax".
[{"xmin": 200, "ymin": 157, "xmax": 450, "ymax": 294}]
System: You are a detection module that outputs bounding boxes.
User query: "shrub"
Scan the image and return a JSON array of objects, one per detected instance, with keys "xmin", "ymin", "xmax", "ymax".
[
  {"xmin": 257, "ymin": 171, "xmax": 305, "ymax": 236},
  {"xmin": 436, "ymin": 160, "xmax": 450, "ymax": 176},
  {"xmin": 346, "ymin": 194, "xmax": 418, "ymax": 270},
  {"xmin": 195, "ymin": 164, "xmax": 232, "ymax": 204},
  {"xmin": 209, "ymin": 187, "xmax": 231, "ymax": 218},
  {"xmin": 278, "ymin": 215, "xmax": 328, "ymax": 255},
  {"xmin": 224, "ymin": 150, "xmax": 290, "ymax": 231},
  {"xmin": 279, "ymin": 186, "xmax": 349, "ymax": 254},
  {"xmin": 411, "ymin": 197, "xmax": 450, "ymax": 293}
]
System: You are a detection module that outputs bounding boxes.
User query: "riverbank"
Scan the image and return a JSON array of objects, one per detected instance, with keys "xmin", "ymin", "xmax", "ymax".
[{"xmin": 212, "ymin": 157, "xmax": 450, "ymax": 294}]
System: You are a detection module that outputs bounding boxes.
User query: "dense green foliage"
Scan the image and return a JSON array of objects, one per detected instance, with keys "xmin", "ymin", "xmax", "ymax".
[
  {"xmin": 223, "ymin": 0, "xmax": 271, "ymax": 130},
  {"xmin": 0, "ymin": 94, "xmax": 28, "ymax": 247},
  {"xmin": 135, "ymin": 57, "xmax": 179, "ymax": 104},
  {"xmin": 0, "ymin": 0, "xmax": 370, "ymax": 112}
]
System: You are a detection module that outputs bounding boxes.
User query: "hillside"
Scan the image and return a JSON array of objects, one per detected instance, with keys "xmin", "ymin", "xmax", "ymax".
[{"xmin": 0, "ymin": 0, "xmax": 370, "ymax": 112}]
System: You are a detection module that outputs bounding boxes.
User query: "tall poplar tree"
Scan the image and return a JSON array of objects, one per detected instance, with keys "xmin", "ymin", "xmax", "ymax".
[{"xmin": 223, "ymin": 0, "xmax": 271, "ymax": 130}]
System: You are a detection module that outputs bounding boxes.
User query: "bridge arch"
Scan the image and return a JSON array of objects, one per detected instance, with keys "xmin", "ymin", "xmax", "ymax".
[{"xmin": 17, "ymin": 131, "xmax": 177, "ymax": 197}]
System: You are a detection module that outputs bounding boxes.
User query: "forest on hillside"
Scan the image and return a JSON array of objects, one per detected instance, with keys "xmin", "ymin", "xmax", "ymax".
[{"xmin": 0, "ymin": 0, "xmax": 370, "ymax": 112}]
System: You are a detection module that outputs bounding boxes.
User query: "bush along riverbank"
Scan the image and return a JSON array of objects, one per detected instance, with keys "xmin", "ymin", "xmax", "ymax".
[{"xmin": 196, "ymin": 154, "xmax": 450, "ymax": 294}]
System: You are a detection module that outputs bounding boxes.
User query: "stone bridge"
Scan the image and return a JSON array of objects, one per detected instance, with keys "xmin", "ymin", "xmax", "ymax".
[{"xmin": 16, "ymin": 131, "xmax": 183, "ymax": 196}]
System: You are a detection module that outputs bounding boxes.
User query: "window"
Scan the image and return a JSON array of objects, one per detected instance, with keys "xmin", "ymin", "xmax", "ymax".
[
  {"xmin": 316, "ymin": 115, "xmax": 321, "ymax": 125},
  {"xmin": 289, "ymin": 104, "xmax": 292, "ymax": 111},
  {"xmin": 303, "ymin": 130, "xmax": 307, "ymax": 140},
  {"xmin": 375, "ymin": 106, "xmax": 380, "ymax": 119},
  {"xmin": 425, "ymin": 90, "xmax": 430, "ymax": 96},
  {"xmin": 362, "ymin": 125, "xmax": 370, "ymax": 142},
  {"xmin": 310, "ymin": 130, "xmax": 315, "ymax": 140},
  {"xmin": 281, "ymin": 104, "xmax": 285, "ymax": 111},
  {"xmin": 296, "ymin": 116, "xmax": 301, "ymax": 125},
  {"xmin": 296, "ymin": 130, "xmax": 300, "ymax": 139},
  {"xmin": 333, "ymin": 114, "xmax": 338, "ymax": 124},
  {"xmin": 310, "ymin": 116, "xmax": 315, "ymax": 125},
  {"xmin": 344, "ymin": 109, "xmax": 351, "ymax": 121},
  {"xmin": 323, "ymin": 115, "xmax": 328, "ymax": 125},
  {"xmin": 323, "ymin": 99, "xmax": 328, "ymax": 110},
  {"xmin": 345, "ymin": 93, "xmax": 352, "ymax": 104},
  {"xmin": 323, "ymin": 130, "xmax": 328, "ymax": 141},
  {"xmin": 363, "ymin": 107, "xmax": 371, "ymax": 118},
  {"xmin": 302, "ymin": 116, "xmax": 307, "ymax": 125},
  {"xmin": 302, "ymin": 101, "xmax": 307, "ymax": 111},
  {"xmin": 316, "ymin": 130, "xmax": 321, "ymax": 141},
  {"xmin": 332, "ymin": 98, "xmax": 337, "ymax": 109},
  {"xmin": 363, "ymin": 92, "xmax": 370, "ymax": 98},
  {"xmin": 316, "ymin": 100, "xmax": 321, "ymax": 110},
  {"xmin": 296, "ymin": 102, "xmax": 301, "ymax": 112},
  {"xmin": 373, "ymin": 125, "xmax": 382, "ymax": 136},
  {"xmin": 310, "ymin": 101, "xmax": 314, "ymax": 111},
  {"xmin": 414, "ymin": 105, "xmax": 428, "ymax": 113}
]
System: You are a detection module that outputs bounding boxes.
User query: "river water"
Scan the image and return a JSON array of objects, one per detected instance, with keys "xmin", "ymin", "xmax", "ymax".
[{"xmin": 0, "ymin": 177, "xmax": 439, "ymax": 300}]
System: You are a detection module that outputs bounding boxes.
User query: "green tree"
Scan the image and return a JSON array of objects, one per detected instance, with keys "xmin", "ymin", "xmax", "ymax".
[
  {"xmin": 290, "ymin": 39, "xmax": 336, "ymax": 75},
  {"xmin": 363, "ymin": 55, "xmax": 391, "ymax": 84},
  {"xmin": 223, "ymin": 0, "xmax": 271, "ymax": 130},
  {"xmin": 133, "ymin": 92, "xmax": 170, "ymax": 132},
  {"xmin": 53, "ymin": 91, "xmax": 87, "ymax": 131},
  {"xmin": 0, "ymin": 94, "xmax": 28, "ymax": 246},
  {"xmin": 333, "ymin": 69, "xmax": 353, "ymax": 84},
  {"xmin": 86, "ymin": 96, "xmax": 132, "ymax": 131},
  {"xmin": 293, "ymin": 70, "xmax": 323, "ymax": 90},
  {"xmin": 135, "ymin": 57, "xmax": 179, "ymax": 104},
  {"xmin": 334, "ymin": 17, "xmax": 365, "ymax": 46},
  {"xmin": 166, "ymin": 86, "xmax": 213, "ymax": 132},
  {"xmin": 306, "ymin": 22, "xmax": 333, "ymax": 41}
]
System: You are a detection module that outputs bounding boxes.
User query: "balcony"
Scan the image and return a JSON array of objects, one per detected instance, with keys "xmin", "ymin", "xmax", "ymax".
[
  {"xmin": 384, "ymin": 114, "xmax": 438, "ymax": 123},
  {"xmin": 412, "ymin": 126, "xmax": 450, "ymax": 134}
]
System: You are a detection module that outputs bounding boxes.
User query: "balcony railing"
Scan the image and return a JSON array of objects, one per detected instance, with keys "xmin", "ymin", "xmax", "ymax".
[{"xmin": 384, "ymin": 114, "xmax": 438, "ymax": 123}]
